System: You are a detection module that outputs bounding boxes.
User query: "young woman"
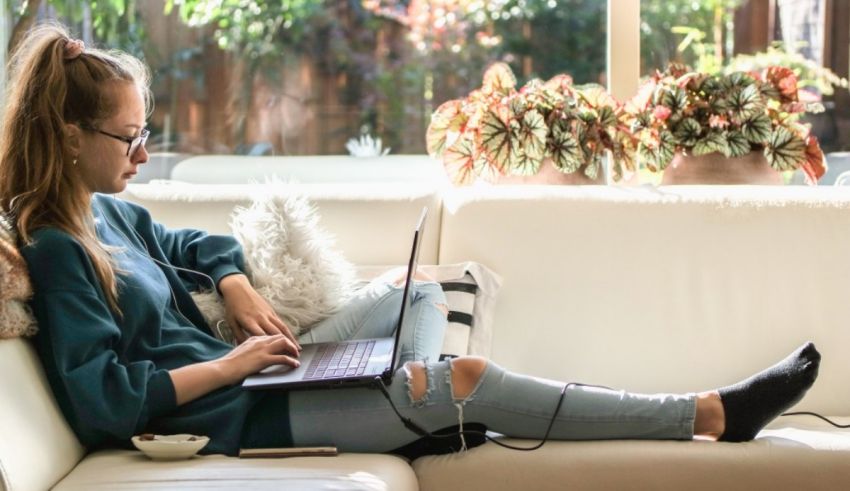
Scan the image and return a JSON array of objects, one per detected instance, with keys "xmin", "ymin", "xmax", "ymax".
[{"xmin": 0, "ymin": 24, "xmax": 821, "ymax": 456}]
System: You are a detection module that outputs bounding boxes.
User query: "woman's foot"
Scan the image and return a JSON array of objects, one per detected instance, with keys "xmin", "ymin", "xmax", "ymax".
[{"xmin": 715, "ymin": 342, "xmax": 821, "ymax": 442}]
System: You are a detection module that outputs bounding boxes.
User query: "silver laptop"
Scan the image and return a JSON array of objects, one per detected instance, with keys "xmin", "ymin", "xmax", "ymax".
[{"xmin": 242, "ymin": 207, "xmax": 427, "ymax": 390}]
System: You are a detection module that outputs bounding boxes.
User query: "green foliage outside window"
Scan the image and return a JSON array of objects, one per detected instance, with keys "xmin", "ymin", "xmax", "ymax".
[{"xmin": 5, "ymin": 0, "xmax": 145, "ymax": 57}]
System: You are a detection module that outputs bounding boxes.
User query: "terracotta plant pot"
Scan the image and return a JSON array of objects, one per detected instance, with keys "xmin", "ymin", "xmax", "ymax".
[
  {"xmin": 494, "ymin": 158, "xmax": 605, "ymax": 185},
  {"xmin": 661, "ymin": 151, "xmax": 783, "ymax": 185}
]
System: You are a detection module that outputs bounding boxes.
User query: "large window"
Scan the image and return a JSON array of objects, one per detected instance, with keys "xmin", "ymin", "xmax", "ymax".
[
  {"xmin": 640, "ymin": 0, "xmax": 850, "ymax": 153},
  {"xmin": 2, "ymin": 1, "xmax": 608, "ymax": 159},
  {"xmin": 2, "ymin": 1, "xmax": 846, "ymax": 180}
]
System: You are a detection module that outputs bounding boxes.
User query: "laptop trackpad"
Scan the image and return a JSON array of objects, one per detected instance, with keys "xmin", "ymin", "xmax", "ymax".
[{"xmin": 259, "ymin": 364, "xmax": 293, "ymax": 375}]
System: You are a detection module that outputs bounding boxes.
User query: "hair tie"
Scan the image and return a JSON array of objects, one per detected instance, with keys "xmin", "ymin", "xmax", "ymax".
[{"xmin": 63, "ymin": 39, "xmax": 85, "ymax": 60}]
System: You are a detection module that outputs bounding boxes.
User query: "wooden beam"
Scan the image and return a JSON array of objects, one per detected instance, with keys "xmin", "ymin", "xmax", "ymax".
[
  {"xmin": 734, "ymin": 0, "xmax": 771, "ymax": 54},
  {"xmin": 829, "ymin": 0, "xmax": 849, "ymax": 118},
  {"xmin": 607, "ymin": 0, "xmax": 639, "ymax": 101}
]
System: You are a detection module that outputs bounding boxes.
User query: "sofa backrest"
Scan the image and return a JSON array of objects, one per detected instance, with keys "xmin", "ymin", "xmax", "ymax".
[
  {"xmin": 439, "ymin": 185, "xmax": 850, "ymax": 415},
  {"xmin": 120, "ymin": 182, "xmax": 443, "ymax": 266},
  {"xmin": 0, "ymin": 338, "xmax": 85, "ymax": 491},
  {"xmin": 170, "ymin": 155, "xmax": 444, "ymax": 184}
]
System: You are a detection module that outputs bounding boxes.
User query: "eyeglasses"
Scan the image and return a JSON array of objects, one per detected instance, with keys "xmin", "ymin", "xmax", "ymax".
[{"xmin": 84, "ymin": 126, "xmax": 150, "ymax": 157}]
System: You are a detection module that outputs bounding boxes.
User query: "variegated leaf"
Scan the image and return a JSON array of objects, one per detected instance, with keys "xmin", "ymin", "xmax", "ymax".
[
  {"xmin": 640, "ymin": 130, "xmax": 676, "ymax": 171},
  {"xmin": 655, "ymin": 129, "xmax": 677, "ymax": 170},
  {"xmin": 482, "ymin": 62, "xmax": 517, "ymax": 96},
  {"xmin": 657, "ymin": 86, "xmax": 688, "ymax": 115},
  {"xmin": 741, "ymin": 113, "xmax": 773, "ymax": 144},
  {"xmin": 757, "ymin": 80, "xmax": 781, "ymax": 101},
  {"xmin": 721, "ymin": 72, "xmax": 755, "ymax": 91},
  {"xmin": 442, "ymin": 133, "xmax": 478, "ymax": 186},
  {"xmin": 426, "ymin": 100, "xmax": 465, "ymax": 157},
  {"xmin": 627, "ymin": 78, "xmax": 657, "ymax": 113},
  {"xmin": 697, "ymin": 76, "xmax": 721, "ymax": 96},
  {"xmin": 728, "ymin": 85, "xmax": 764, "ymax": 121},
  {"xmin": 479, "ymin": 106, "xmax": 517, "ymax": 173},
  {"xmin": 766, "ymin": 126, "xmax": 806, "ymax": 171},
  {"xmin": 765, "ymin": 66, "xmax": 799, "ymax": 103},
  {"xmin": 544, "ymin": 73, "xmax": 575, "ymax": 93},
  {"xmin": 583, "ymin": 158, "xmax": 600, "ymax": 180},
  {"xmin": 726, "ymin": 130, "xmax": 752, "ymax": 157},
  {"xmin": 692, "ymin": 131, "xmax": 730, "ymax": 157},
  {"xmin": 511, "ymin": 110, "xmax": 548, "ymax": 176},
  {"xmin": 549, "ymin": 122, "xmax": 583, "ymax": 173},
  {"xmin": 596, "ymin": 106, "xmax": 618, "ymax": 128},
  {"xmin": 509, "ymin": 148, "xmax": 543, "ymax": 176},
  {"xmin": 577, "ymin": 108, "xmax": 597, "ymax": 124},
  {"xmin": 709, "ymin": 96, "xmax": 730, "ymax": 114},
  {"xmin": 611, "ymin": 131, "xmax": 638, "ymax": 176},
  {"xmin": 579, "ymin": 84, "xmax": 618, "ymax": 111},
  {"xmin": 474, "ymin": 154, "xmax": 502, "ymax": 183},
  {"xmin": 509, "ymin": 95, "xmax": 528, "ymax": 117},
  {"xmin": 801, "ymin": 135, "xmax": 826, "ymax": 184},
  {"xmin": 637, "ymin": 141, "xmax": 658, "ymax": 172},
  {"xmin": 630, "ymin": 110, "xmax": 653, "ymax": 131},
  {"xmin": 673, "ymin": 118, "xmax": 701, "ymax": 147}
]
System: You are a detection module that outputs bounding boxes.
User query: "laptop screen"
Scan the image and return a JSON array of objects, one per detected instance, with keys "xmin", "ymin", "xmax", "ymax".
[{"xmin": 388, "ymin": 207, "xmax": 427, "ymax": 375}]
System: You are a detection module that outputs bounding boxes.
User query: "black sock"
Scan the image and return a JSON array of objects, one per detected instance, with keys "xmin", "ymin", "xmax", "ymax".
[{"xmin": 717, "ymin": 342, "xmax": 821, "ymax": 442}]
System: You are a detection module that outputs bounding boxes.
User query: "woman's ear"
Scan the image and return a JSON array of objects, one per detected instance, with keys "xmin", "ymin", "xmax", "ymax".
[{"xmin": 64, "ymin": 123, "xmax": 82, "ymax": 156}]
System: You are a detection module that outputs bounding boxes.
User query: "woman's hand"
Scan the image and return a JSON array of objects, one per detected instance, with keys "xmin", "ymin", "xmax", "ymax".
[
  {"xmin": 170, "ymin": 334, "xmax": 299, "ymax": 404},
  {"xmin": 217, "ymin": 334, "xmax": 301, "ymax": 385},
  {"xmin": 218, "ymin": 274, "xmax": 301, "ymax": 348}
]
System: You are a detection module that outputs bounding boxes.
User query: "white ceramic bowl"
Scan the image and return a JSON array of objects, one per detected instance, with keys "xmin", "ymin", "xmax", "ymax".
[{"xmin": 131, "ymin": 434, "xmax": 209, "ymax": 460}]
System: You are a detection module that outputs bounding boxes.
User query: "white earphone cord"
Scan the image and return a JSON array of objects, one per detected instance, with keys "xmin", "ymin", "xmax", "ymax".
[{"xmin": 101, "ymin": 198, "xmax": 217, "ymax": 324}]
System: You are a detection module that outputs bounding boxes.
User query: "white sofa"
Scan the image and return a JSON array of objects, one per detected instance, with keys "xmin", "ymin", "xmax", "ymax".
[{"xmin": 3, "ymin": 156, "xmax": 850, "ymax": 490}]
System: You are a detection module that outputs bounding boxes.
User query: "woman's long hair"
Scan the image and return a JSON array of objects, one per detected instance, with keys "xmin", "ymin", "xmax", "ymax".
[{"xmin": 0, "ymin": 23, "xmax": 152, "ymax": 314}]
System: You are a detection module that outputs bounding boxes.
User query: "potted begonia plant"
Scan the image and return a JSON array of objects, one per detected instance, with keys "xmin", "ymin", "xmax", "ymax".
[
  {"xmin": 426, "ymin": 63, "xmax": 635, "ymax": 185},
  {"xmin": 625, "ymin": 63, "xmax": 827, "ymax": 184}
]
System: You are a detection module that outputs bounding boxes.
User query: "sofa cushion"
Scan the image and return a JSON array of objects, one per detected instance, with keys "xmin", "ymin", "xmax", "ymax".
[
  {"xmin": 412, "ymin": 416, "xmax": 850, "ymax": 491},
  {"xmin": 419, "ymin": 262, "xmax": 502, "ymax": 359},
  {"xmin": 169, "ymin": 155, "xmax": 443, "ymax": 184},
  {"xmin": 0, "ymin": 339, "xmax": 84, "ymax": 491},
  {"xmin": 51, "ymin": 450, "xmax": 417, "ymax": 490},
  {"xmin": 438, "ymin": 185, "xmax": 850, "ymax": 415}
]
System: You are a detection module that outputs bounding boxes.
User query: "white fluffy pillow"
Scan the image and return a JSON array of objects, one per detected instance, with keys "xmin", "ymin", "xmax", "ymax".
[{"xmin": 191, "ymin": 193, "xmax": 358, "ymax": 342}]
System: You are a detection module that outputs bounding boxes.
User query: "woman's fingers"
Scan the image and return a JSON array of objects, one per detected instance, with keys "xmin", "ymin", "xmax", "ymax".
[
  {"xmin": 270, "ymin": 315, "xmax": 300, "ymax": 349},
  {"xmin": 233, "ymin": 312, "xmax": 298, "ymax": 346},
  {"xmin": 268, "ymin": 354, "xmax": 301, "ymax": 368},
  {"xmin": 268, "ymin": 334, "xmax": 300, "ymax": 357}
]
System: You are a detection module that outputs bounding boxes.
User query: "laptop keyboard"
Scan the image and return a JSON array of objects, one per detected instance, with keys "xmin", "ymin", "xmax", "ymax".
[{"xmin": 303, "ymin": 340, "xmax": 377, "ymax": 380}]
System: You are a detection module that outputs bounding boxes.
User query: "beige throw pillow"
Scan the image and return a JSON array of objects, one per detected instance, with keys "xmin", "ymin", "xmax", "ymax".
[{"xmin": 0, "ymin": 217, "xmax": 38, "ymax": 339}]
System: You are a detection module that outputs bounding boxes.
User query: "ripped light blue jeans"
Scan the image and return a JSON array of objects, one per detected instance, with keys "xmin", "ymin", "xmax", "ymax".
[{"xmin": 287, "ymin": 279, "xmax": 697, "ymax": 452}]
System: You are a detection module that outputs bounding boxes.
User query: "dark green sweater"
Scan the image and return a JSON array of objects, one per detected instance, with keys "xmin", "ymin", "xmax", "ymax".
[{"xmin": 23, "ymin": 194, "xmax": 289, "ymax": 455}]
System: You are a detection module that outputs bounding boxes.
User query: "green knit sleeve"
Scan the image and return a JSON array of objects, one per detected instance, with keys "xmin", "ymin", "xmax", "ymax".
[{"xmin": 108, "ymin": 197, "xmax": 246, "ymax": 293}]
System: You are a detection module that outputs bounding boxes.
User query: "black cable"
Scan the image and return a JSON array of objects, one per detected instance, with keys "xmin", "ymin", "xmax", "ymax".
[
  {"xmin": 780, "ymin": 411, "xmax": 850, "ymax": 428},
  {"xmin": 373, "ymin": 376, "xmax": 575, "ymax": 452}
]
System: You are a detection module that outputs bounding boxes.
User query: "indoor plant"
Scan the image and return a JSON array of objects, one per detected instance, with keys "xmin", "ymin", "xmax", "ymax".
[
  {"xmin": 626, "ymin": 63, "xmax": 827, "ymax": 185},
  {"xmin": 426, "ymin": 63, "xmax": 634, "ymax": 185}
]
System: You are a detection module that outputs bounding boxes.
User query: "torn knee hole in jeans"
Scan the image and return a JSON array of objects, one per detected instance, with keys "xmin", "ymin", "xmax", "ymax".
[{"xmin": 404, "ymin": 362, "xmax": 432, "ymax": 406}]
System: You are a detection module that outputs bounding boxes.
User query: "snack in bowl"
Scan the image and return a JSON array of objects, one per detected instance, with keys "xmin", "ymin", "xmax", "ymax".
[{"xmin": 131, "ymin": 434, "xmax": 209, "ymax": 460}]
